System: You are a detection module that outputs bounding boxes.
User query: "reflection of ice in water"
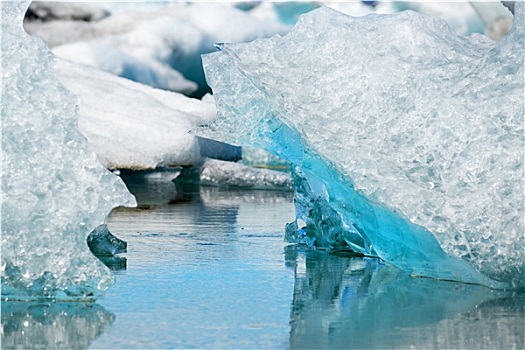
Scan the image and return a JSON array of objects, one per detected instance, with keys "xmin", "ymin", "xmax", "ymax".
[
  {"xmin": 1, "ymin": 302, "xmax": 114, "ymax": 349},
  {"xmin": 92, "ymin": 186, "xmax": 295, "ymax": 348},
  {"xmin": 108, "ymin": 171, "xmax": 294, "ymax": 267},
  {"xmin": 286, "ymin": 246, "xmax": 525, "ymax": 349}
]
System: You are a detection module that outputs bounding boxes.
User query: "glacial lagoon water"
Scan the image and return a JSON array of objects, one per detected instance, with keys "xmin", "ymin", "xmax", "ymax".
[{"xmin": 2, "ymin": 174, "xmax": 524, "ymax": 349}]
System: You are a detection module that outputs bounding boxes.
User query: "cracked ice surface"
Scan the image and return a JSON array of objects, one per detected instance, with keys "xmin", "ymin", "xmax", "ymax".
[
  {"xmin": 201, "ymin": 6, "xmax": 524, "ymax": 288},
  {"xmin": 1, "ymin": 1, "xmax": 135, "ymax": 300}
]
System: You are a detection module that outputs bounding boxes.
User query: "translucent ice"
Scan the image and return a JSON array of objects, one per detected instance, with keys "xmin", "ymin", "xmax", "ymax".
[
  {"xmin": 1, "ymin": 1, "xmax": 135, "ymax": 300},
  {"xmin": 87, "ymin": 224, "xmax": 127, "ymax": 257},
  {"xmin": 201, "ymin": 6, "xmax": 524, "ymax": 288}
]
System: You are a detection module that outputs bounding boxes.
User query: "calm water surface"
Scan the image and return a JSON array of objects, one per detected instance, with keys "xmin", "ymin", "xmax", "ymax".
[{"xmin": 2, "ymin": 172, "xmax": 524, "ymax": 349}]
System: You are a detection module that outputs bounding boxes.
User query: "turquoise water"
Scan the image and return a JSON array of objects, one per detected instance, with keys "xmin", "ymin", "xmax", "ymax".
[{"xmin": 2, "ymin": 174, "xmax": 524, "ymax": 349}]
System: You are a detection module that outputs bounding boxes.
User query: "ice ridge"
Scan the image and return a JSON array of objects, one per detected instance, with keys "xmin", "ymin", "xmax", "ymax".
[{"xmin": 201, "ymin": 6, "xmax": 524, "ymax": 288}]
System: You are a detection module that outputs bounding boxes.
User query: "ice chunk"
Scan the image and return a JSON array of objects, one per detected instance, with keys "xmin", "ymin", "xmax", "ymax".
[
  {"xmin": 87, "ymin": 224, "xmax": 127, "ymax": 257},
  {"xmin": 199, "ymin": 159, "xmax": 292, "ymax": 191},
  {"xmin": 239, "ymin": 146, "xmax": 291, "ymax": 171},
  {"xmin": 87, "ymin": 224, "xmax": 128, "ymax": 271},
  {"xmin": 178, "ymin": 159, "xmax": 292, "ymax": 191},
  {"xmin": 201, "ymin": 6, "xmax": 524, "ymax": 288},
  {"xmin": 55, "ymin": 59, "xmax": 217, "ymax": 170},
  {"xmin": 1, "ymin": 1, "xmax": 135, "ymax": 301}
]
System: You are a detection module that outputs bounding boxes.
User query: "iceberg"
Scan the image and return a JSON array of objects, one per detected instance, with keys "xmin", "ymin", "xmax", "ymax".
[
  {"xmin": 1, "ymin": 1, "xmax": 135, "ymax": 300},
  {"xmin": 201, "ymin": 6, "xmax": 524, "ymax": 288}
]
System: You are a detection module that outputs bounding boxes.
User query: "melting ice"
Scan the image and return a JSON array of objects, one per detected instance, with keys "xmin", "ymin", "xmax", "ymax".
[
  {"xmin": 201, "ymin": 6, "xmax": 524, "ymax": 288},
  {"xmin": 1, "ymin": 1, "xmax": 135, "ymax": 300}
]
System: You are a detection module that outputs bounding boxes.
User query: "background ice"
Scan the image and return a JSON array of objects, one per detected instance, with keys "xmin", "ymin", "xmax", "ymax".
[
  {"xmin": 25, "ymin": 1, "xmax": 110, "ymax": 22},
  {"xmin": 1, "ymin": 1, "xmax": 135, "ymax": 300},
  {"xmin": 32, "ymin": 3, "xmax": 289, "ymax": 97},
  {"xmin": 249, "ymin": 1, "xmax": 510, "ymax": 38},
  {"xmin": 24, "ymin": 1, "xmax": 513, "ymax": 96},
  {"xmin": 201, "ymin": 6, "xmax": 524, "ymax": 288},
  {"xmin": 239, "ymin": 146, "xmax": 291, "ymax": 171},
  {"xmin": 55, "ymin": 59, "xmax": 217, "ymax": 170}
]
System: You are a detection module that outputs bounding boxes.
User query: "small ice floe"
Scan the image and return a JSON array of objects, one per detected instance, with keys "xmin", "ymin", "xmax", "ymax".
[
  {"xmin": 87, "ymin": 224, "xmax": 128, "ymax": 271},
  {"xmin": 87, "ymin": 224, "xmax": 127, "ymax": 257},
  {"xmin": 177, "ymin": 159, "xmax": 292, "ymax": 191}
]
